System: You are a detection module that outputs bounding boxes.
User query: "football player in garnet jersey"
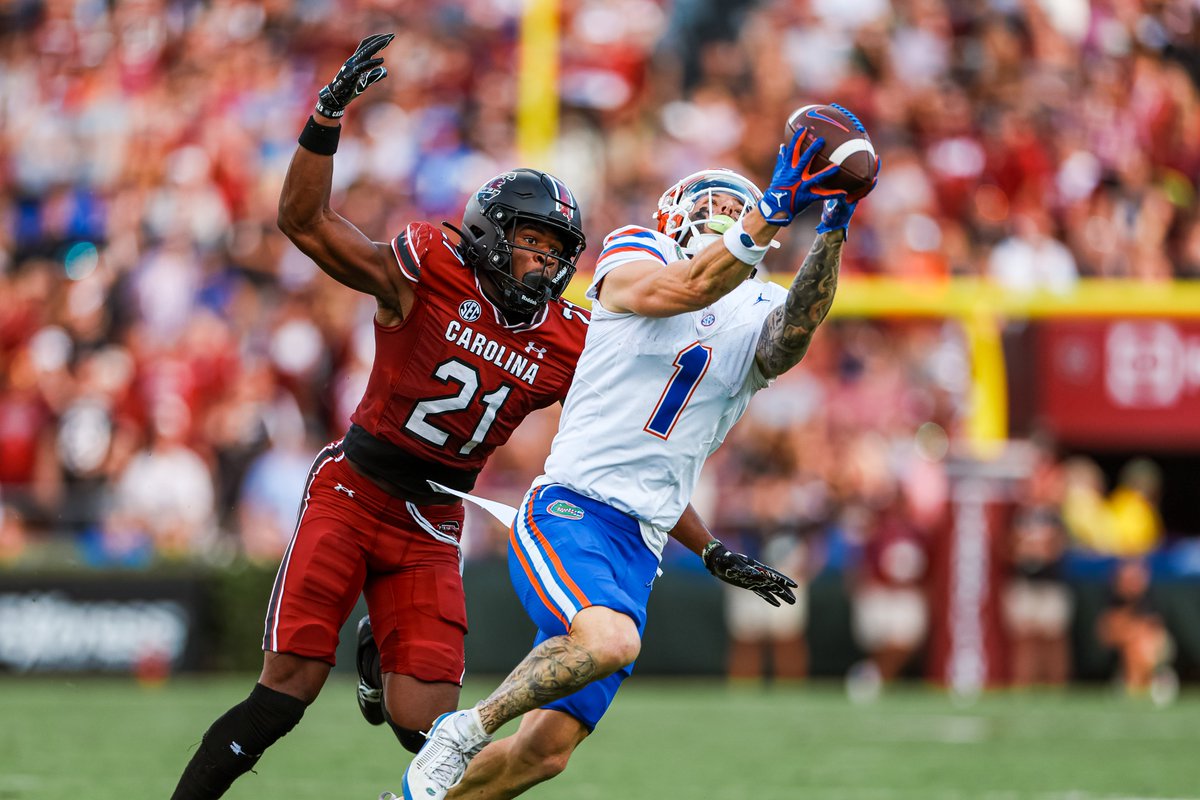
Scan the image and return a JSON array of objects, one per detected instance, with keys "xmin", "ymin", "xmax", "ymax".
[
  {"xmin": 169, "ymin": 34, "xmax": 795, "ymax": 800},
  {"xmin": 392, "ymin": 117, "xmax": 880, "ymax": 800}
]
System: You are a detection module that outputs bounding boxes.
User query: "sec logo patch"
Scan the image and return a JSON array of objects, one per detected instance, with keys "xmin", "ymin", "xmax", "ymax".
[{"xmin": 459, "ymin": 300, "xmax": 482, "ymax": 322}]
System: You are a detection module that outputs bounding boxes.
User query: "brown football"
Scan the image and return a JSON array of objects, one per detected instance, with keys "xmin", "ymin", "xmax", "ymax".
[{"xmin": 785, "ymin": 104, "xmax": 878, "ymax": 201}]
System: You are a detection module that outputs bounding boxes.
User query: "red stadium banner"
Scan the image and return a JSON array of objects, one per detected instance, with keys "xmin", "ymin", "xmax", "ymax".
[{"xmin": 1037, "ymin": 320, "xmax": 1200, "ymax": 449}]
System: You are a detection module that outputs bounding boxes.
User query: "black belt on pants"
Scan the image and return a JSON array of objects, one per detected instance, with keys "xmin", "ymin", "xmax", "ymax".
[{"xmin": 341, "ymin": 424, "xmax": 479, "ymax": 506}]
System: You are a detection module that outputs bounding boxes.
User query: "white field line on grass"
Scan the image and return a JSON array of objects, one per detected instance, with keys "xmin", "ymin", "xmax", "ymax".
[{"xmin": 0, "ymin": 774, "xmax": 44, "ymax": 790}]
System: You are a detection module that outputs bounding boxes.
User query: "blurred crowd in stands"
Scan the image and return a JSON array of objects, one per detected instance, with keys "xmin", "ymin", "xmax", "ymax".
[{"xmin": 1, "ymin": 0, "xmax": 1198, "ymax": 690}]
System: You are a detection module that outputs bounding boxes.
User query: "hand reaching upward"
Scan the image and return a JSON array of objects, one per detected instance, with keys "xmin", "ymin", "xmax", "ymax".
[{"xmin": 315, "ymin": 33, "xmax": 394, "ymax": 119}]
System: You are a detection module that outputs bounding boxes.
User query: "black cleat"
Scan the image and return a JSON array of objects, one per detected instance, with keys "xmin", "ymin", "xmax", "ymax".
[{"xmin": 355, "ymin": 615, "xmax": 385, "ymax": 726}]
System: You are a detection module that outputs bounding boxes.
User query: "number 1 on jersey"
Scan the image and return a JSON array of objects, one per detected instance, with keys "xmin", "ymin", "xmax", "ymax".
[{"xmin": 644, "ymin": 341, "xmax": 712, "ymax": 439}]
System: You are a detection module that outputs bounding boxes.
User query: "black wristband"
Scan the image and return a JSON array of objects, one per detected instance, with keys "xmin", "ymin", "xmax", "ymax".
[{"xmin": 298, "ymin": 116, "xmax": 341, "ymax": 156}]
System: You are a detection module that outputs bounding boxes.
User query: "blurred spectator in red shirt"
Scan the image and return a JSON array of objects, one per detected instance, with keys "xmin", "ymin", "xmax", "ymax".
[{"xmin": 841, "ymin": 435, "xmax": 932, "ymax": 702}]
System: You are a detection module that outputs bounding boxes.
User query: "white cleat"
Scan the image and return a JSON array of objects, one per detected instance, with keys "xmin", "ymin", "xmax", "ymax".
[{"xmin": 399, "ymin": 709, "xmax": 492, "ymax": 800}]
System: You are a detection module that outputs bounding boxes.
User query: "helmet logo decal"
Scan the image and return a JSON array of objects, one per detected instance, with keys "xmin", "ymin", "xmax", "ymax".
[
  {"xmin": 458, "ymin": 300, "xmax": 482, "ymax": 322},
  {"xmin": 477, "ymin": 172, "xmax": 518, "ymax": 202},
  {"xmin": 546, "ymin": 175, "xmax": 576, "ymax": 222}
]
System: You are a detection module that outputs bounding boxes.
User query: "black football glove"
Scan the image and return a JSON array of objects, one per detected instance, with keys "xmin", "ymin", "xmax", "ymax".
[
  {"xmin": 702, "ymin": 539, "xmax": 798, "ymax": 607},
  {"xmin": 315, "ymin": 33, "xmax": 394, "ymax": 118}
]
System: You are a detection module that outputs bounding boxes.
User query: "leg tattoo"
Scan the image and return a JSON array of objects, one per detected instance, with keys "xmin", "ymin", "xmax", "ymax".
[{"xmin": 477, "ymin": 635, "xmax": 598, "ymax": 733}]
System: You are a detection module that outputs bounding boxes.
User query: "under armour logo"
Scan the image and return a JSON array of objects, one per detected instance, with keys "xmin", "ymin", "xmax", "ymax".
[
  {"xmin": 230, "ymin": 741, "xmax": 247, "ymax": 757},
  {"xmin": 335, "ymin": 483, "xmax": 356, "ymax": 498},
  {"xmin": 525, "ymin": 342, "xmax": 547, "ymax": 359}
]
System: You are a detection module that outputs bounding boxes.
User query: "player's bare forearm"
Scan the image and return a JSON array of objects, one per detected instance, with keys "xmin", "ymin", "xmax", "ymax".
[
  {"xmin": 279, "ymin": 130, "xmax": 347, "ymax": 247},
  {"xmin": 755, "ymin": 229, "xmax": 844, "ymax": 378},
  {"xmin": 476, "ymin": 635, "xmax": 598, "ymax": 734},
  {"xmin": 602, "ymin": 208, "xmax": 779, "ymax": 316},
  {"xmin": 277, "ymin": 142, "xmax": 402, "ymax": 303},
  {"xmin": 278, "ymin": 114, "xmax": 338, "ymax": 232},
  {"xmin": 682, "ymin": 207, "xmax": 778, "ymax": 299},
  {"xmin": 668, "ymin": 504, "xmax": 713, "ymax": 555}
]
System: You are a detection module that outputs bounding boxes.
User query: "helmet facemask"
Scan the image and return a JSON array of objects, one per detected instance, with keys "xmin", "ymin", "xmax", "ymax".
[
  {"xmin": 655, "ymin": 170, "xmax": 764, "ymax": 257},
  {"xmin": 477, "ymin": 212, "xmax": 583, "ymax": 317}
]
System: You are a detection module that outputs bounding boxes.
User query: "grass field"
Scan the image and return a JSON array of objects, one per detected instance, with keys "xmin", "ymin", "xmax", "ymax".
[{"xmin": 1, "ymin": 675, "xmax": 1196, "ymax": 800}]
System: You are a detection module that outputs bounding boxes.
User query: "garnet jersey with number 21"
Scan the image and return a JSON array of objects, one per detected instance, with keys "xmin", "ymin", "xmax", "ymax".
[{"xmin": 350, "ymin": 221, "xmax": 590, "ymax": 471}]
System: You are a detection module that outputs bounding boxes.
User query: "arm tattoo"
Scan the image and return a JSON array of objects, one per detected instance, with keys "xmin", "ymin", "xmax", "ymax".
[
  {"xmin": 476, "ymin": 634, "xmax": 598, "ymax": 733},
  {"xmin": 756, "ymin": 231, "xmax": 844, "ymax": 378}
]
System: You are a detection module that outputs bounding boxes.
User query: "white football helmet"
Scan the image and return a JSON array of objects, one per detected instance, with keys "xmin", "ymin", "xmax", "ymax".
[{"xmin": 654, "ymin": 169, "xmax": 764, "ymax": 257}]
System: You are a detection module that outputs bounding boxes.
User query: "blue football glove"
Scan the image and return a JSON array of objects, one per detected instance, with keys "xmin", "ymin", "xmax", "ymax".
[
  {"xmin": 757, "ymin": 127, "xmax": 842, "ymax": 227},
  {"xmin": 815, "ymin": 196, "xmax": 859, "ymax": 237},
  {"xmin": 815, "ymin": 156, "xmax": 880, "ymax": 238}
]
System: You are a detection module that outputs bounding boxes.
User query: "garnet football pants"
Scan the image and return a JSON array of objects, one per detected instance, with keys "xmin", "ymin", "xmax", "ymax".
[{"xmin": 262, "ymin": 442, "xmax": 467, "ymax": 683}]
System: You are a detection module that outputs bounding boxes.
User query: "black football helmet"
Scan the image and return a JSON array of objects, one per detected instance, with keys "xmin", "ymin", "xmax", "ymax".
[{"xmin": 451, "ymin": 169, "xmax": 586, "ymax": 317}]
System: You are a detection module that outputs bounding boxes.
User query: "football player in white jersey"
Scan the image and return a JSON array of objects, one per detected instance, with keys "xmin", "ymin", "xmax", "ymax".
[{"xmin": 392, "ymin": 113, "xmax": 879, "ymax": 800}]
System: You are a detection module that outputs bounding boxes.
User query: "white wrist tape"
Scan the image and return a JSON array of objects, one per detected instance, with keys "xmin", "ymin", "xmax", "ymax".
[{"xmin": 722, "ymin": 217, "xmax": 770, "ymax": 266}]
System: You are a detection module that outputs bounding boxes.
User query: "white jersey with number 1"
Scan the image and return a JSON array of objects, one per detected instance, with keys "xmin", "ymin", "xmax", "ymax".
[{"xmin": 537, "ymin": 225, "xmax": 786, "ymax": 557}]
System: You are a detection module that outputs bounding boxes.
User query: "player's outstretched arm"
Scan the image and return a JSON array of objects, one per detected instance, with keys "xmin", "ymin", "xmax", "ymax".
[
  {"xmin": 596, "ymin": 209, "xmax": 774, "ymax": 316},
  {"xmin": 754, "ymin": 139, "xmax": 880, "ymax": 378},
  {"xmin": 753, "ymin": 157, "xmax": 878, "ymax": 381},
  {"xmin": 277, "ymin": 34, "xmax": 411, "ymax": 315},
  {"xmin": 598, "ymin": 130, "xmax": 838, "ymax": 318},
  {"xmin": 754, "ymin": 226, "xmax": 846, "ymax": 380}
]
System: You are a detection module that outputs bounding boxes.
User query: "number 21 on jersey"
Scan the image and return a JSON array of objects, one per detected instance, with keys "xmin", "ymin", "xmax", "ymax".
[
  {"xmin": 644, "ymin": 341, "xmax": 711, "ymax": 440},
  {"xmin": 404, "ymin": 358, "xmax": 512, "ymax": 455}
]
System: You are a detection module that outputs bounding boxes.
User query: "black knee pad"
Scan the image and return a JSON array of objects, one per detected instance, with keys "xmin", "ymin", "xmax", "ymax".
[
  {"xmin": 171, "ymin": 683, "xmax": 307, "ymax": 800},
  {"xmin": 357, "ymin": 617, "xmax": 383, "ymax": 689},
  {"xmin": 388, "ymin": 722, "xmax": 428, "ymax": 754}
]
